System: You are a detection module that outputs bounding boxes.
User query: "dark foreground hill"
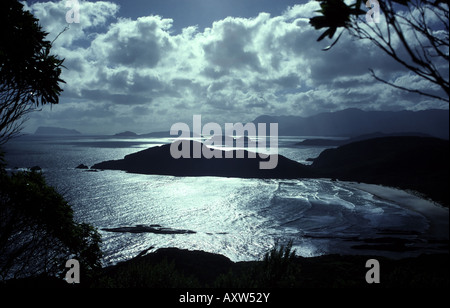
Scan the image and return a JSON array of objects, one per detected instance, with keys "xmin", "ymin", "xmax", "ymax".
[
  {"xmin": 89, "ymin": 247, "xmax": 448, "ymax": 288},
  {"xmin": 5, "ymin": 247, "xmax": 448, "ymax": 288}
]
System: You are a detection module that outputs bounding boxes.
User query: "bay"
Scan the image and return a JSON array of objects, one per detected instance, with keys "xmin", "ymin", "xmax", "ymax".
[{"xmin": 2, "ymin": 135, "xmax": 445, "ymax": 266}]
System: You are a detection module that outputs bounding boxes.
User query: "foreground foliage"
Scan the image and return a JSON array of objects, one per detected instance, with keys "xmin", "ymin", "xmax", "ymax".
[
  {"xmin": 0, "ymin": 0, "xmax": 65, "ymax": 145},
  {"xmin": 0, "ymin": 158, "xmax": 102, "ymax": 282},
  {"xmin": 89, "ymin": 245, "xmax": 449, "ymax": 288}
]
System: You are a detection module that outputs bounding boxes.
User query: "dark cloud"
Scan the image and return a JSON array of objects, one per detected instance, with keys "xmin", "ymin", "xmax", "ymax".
[
  {"xmin": 80, "ymin": 89, "xmax": 151, "ymax": 105},
  {"xmin": 203, "ymin": 19, "xmax": 262, "ymax": 72},
  {"xmin": 131, "ymin": 105, "xmax": 152, "ymax": 116},
  {"xmin": 273, "ymin": 73, "xmax": 301, "ymax": 88},
  {"xmin": 107, "ymin": 38, "xmax": 161, "ymax": 68},
  {"xmin": 130, "ymin": 73, "xmax": 165, "ymax": 93}
]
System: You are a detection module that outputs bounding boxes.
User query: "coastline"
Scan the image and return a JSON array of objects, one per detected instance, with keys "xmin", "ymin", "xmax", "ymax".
[{"xmin": 343, "ymin": 181, "xmax": 449, "ymax": 241}]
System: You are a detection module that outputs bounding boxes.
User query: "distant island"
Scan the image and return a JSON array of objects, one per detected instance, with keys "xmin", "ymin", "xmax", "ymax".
[
  {"xmin": 92, "ymin": 140, "xmax": 316, "ymax": 179},
  {"xmin": 91, "ymin": 136, "xmax": 449, "ymax": 206},
  {"xmin": 34, "ymin": 126, "xmax": 81, "ymax": 135},
  {"xmin": 112, "ymin": 131, "xmax": 201, "ymax": 138},
  {"xmin": 114, "ymin": 131, "xmax": 138, "ymax": 137},
  {"xmin": 139, "ymin": 131, "xmax": 174, "ymax": 138}
]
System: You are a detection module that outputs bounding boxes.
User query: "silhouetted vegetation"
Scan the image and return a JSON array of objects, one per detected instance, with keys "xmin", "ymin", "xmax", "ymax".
[
  {"xmin": 0, "ymin": 0, "xmax": 101, "ymax": 285},
  {"xmin": 0, "ymin": 163, "xmax": 102, "ymax": 282},
  {"xmin": 93, "ymin": 258, "xmax": 202, "ymax": 288},
  {"xmin": 2, "ymin": 227, "xmax": 447, "ymax": 288},
  {"xmin": 88, "ymin": 243, "xmax": 303, "ymax": 288},
  {"xmin": 65, "ymin": 246, "xmax": 450, "ymax": 288},
  {"xmin": 214, "ymin": 241, "xmax": 302, "ymax": 288},
  {"xmin": 310, "ymin": 0, "xmax": 449, "ymax": 103},
  {"xmin": 0, "ymin": 0, "xmax": 65, "ymax": 144}
]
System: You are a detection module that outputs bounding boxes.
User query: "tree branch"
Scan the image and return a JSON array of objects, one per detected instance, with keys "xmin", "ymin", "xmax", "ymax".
[{"xmin": 369, "ymin": 68, "xmax": 449, "ymax": 102}]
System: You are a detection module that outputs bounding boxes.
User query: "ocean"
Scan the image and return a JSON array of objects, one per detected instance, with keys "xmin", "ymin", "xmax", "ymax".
[{"xmin": 2, "ymin": 134, "xmax": 445, "ymax": 266}]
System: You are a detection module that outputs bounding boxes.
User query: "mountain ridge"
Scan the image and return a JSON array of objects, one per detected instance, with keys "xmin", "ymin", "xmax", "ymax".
[{"xmin": 252, "ymin": 108, "xmax": 449, "ymax": 139}]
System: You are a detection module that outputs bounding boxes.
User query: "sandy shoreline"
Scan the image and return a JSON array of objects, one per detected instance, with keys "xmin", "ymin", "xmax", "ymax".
[{"xmin": 343, "ymin": 181, "xmax": 449, "ymax": 240}]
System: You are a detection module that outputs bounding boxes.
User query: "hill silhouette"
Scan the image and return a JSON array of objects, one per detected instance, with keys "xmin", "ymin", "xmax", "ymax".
[
  {"xmin": 297, "ymin": 132, "xmax": 432, "ymax": 146},
  {"xmin": 114, "ymin": 131, "xmax": 138, "ymax": 137},
  {"xmin": 92, "ymin": 140, "xmax": 316, "ymax": 179},
  {"xmin": 253, "ymin": 108, "xmax": 449, "ymax": 139},
  {"xmin": 91, "ymin": 136, "xmax": 449, "ymax": 206},
  {"xmin": 311, "ymin": 136, "xmax": 449, "ymax": 206},
  {"xmin": 34, "ymin": 126, "xmax": 81, "ymax": 135}
]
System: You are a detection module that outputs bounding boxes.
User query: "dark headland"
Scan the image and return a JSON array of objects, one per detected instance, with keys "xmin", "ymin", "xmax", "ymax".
[
  {"xmin": 92, "ymin": 139, "xmax": 317, "ymax": 179},
  {"xmin": 92, "ymin": 136, "xmax": 449, "ymax": 206},
  {"xmin": 311, "ymin": 136, "xmax": 449, "ymax": 206}
]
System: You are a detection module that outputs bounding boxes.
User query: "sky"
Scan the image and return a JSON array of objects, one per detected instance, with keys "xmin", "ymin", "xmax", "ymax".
[{"xmin": 21, "ymin": 0, "xmax": 449, "ymax": 134}]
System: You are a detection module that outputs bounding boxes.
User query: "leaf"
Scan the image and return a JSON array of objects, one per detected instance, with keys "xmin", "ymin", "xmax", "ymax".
[
  {"xmin": 322, "ymin": 31, "xmax": 344, "ymax": 51},
  {"xmin": 317, "ymin": 29, "xmax": 331, "ymax": 41},
  {"xmin": 391, "ymin": 0, "xmax": 409, "ymax": 5},
  {"xmin": 309, "ymin": 16, "xmax": 328, "ymax": 30},
  {"xmin": 327, "ymin": 27, "xmax": 337, "ymax": 39}
]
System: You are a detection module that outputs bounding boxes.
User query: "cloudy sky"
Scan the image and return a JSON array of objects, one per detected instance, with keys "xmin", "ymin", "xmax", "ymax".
[{"xmin": 22, "ymin": 0, "xmax": 448, "ymax": 134}]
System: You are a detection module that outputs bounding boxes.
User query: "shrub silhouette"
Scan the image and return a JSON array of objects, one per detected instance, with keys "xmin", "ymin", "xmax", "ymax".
[
  {"xmin": 0, "ymin": 164, "xmax": 102, "ymax": 282},
  {"xmin": 215, "ymin": 241, "xmax": 301, "ymax": 288}
]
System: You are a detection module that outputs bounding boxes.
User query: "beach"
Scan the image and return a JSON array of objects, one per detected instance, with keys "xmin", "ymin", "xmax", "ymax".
[{"xmin": 345, "ymin": 182, "xmax": 449, "ymax": 241}]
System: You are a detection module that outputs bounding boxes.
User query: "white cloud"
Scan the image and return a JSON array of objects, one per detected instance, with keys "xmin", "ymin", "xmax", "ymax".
[
  {"xmin": 92, "ymin": 15, "xmax": 174, "ymax": 68},
  {"xmin": 23, "ymin": 0, "xmax": 447, "ymax": 134},
  {"xmin": 23, "ymin": 0, "xmax": 119, "ymax": 47}
]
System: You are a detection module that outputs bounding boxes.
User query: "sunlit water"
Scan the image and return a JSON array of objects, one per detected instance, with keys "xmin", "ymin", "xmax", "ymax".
[{"xmin": 3, "ymin": 135, "xmax": 446, "ymax": 266}]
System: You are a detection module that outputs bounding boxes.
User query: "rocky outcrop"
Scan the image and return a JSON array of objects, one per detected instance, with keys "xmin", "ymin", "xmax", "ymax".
[
  {"xmin": 102, "ymin": 224, "xmax": 196, "ymax": 234},
  {"xmin": 75, "ymin": 164, "xmax": 89, "ymax": 169}
]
